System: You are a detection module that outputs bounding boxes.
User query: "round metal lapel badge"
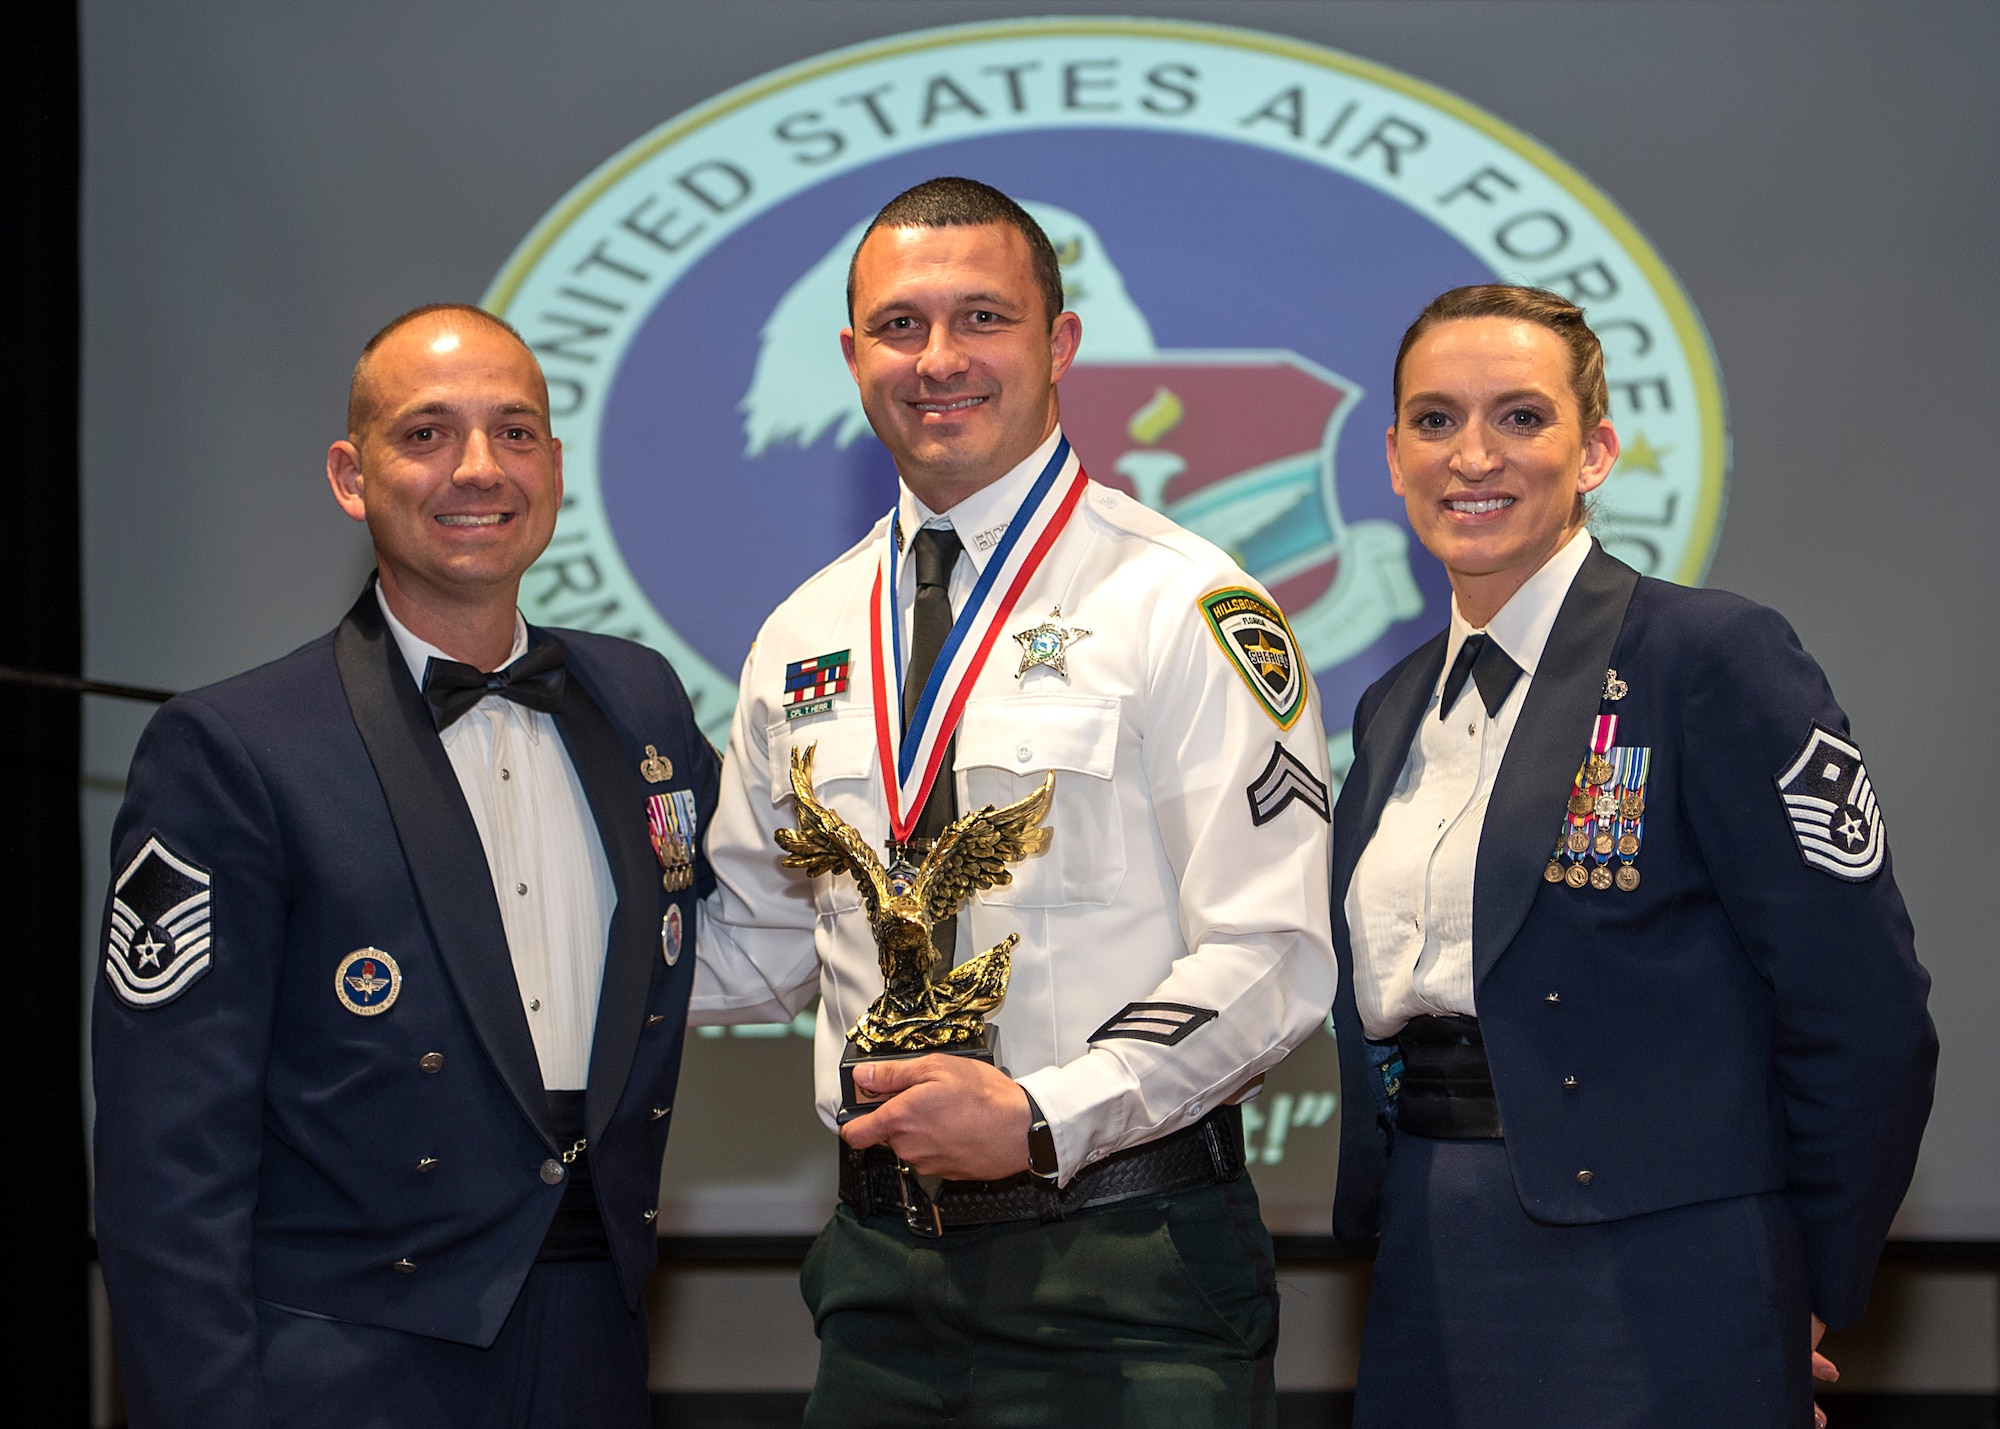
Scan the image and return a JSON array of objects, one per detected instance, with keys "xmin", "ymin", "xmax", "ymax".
[
  {"xmin": 335, "ymin": 948, "xmax": 402, "ymax": 1015},
  {"xmin": 661, "ymin": 905, "xmax": 684, "ymax": 967},
  {"xmin": 487, "ymin": 15, "xmax": 1727, "ymax": 802}
]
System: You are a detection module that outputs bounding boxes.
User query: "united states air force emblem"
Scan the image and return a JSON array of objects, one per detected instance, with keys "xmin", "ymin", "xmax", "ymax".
[{"xmin": 487, "ymin": 17, "xmax": 1726, "ymax": 798}]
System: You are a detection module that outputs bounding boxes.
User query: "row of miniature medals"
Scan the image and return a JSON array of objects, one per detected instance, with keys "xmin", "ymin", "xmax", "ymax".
[{"xmin": 1544, "ymin": 669, "xmax": 1649, "ymax": 893}]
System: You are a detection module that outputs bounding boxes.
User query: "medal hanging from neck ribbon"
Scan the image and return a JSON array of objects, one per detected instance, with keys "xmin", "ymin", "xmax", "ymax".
[{"xmin": 868, "ymin": 437, "xmax": 1087, "ymax": 844}]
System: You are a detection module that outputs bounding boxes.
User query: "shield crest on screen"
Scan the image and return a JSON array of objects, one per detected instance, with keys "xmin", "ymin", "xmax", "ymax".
[{"xmin": 485, "ymin": 17, "xmax": 1728, "ymax": 793}]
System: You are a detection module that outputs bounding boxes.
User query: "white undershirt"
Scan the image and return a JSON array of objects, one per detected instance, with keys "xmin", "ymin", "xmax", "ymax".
[
  {"xmin": 1345, "ymin": 530, "xmax": 1593, "ymax": 1040},
  {"xmin": 377, "ymin": 588, "xmax": 616, "ymax": 1089}
]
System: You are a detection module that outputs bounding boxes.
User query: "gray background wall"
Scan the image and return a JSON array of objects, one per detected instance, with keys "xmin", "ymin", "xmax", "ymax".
[{"xmin": 78, "ymin": 0, "xmax": 1999, "ymax": 1400}]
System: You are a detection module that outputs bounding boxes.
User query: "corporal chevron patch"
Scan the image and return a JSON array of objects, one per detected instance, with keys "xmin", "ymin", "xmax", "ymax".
[
  {"xmin": 1089, "ymin": 1001, "xmax": 1219, "ymax": 1046},
  {"xmin": 104, "ymin": 834, "xmax": 213, "ymax": 1008},
  {"xmin": 1246, "ymin": 742, "xmax": 1330, "ymax": 827},
  {"xmin": 1774, "ymin": 723, "xmax": 1886, "ymax": 882}
]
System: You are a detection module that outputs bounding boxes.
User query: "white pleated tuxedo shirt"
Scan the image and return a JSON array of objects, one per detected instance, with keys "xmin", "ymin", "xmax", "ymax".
[
  {"xmin": 1345, "ymin": 529, "xmax": 1592, "ymax": 1040},
  {"xmin": 378, "ymin": 590, "xmax": 616, "ymax": 1090}
]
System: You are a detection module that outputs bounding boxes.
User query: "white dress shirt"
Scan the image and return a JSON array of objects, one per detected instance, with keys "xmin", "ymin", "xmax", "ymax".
[
  {"xmin": 377, "ymin": 589, "xmax": 616, "ymax": 1090},
  {"xmin": 894, "ymin": 425, "xmax": 1062, "ymax": 654},
  {"xmin": 1346, "ymin": 529, "xmax": 1593, "ymax": 1040},
  {"xmin": 693, "ymin": 430, "xmax": 1337, "ymax": 1181},
  {"xmin": 891, "ymin": 427, "xmax": 1062, "ymax": 959}
]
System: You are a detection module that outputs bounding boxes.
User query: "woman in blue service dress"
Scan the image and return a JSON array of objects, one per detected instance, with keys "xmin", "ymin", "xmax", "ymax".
[{"xmin": 1327, "ymin": 284, "xmax": 1935, "ymax": 1428}]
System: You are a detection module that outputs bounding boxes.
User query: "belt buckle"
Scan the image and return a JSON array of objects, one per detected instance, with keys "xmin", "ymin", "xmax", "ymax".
[{"xmin": 896, "ymin": 1161, "xmax": 944, "ymax": 1239}]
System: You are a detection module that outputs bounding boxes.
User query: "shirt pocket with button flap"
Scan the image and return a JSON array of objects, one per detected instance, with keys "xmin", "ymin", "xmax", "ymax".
[
  {"xmin": 766, "ymin": 707, "xmax": 879, "ymax": 916},
  {"xmin": 958, "ymin": 695, "xmax": 1124, "ymax": 907}
]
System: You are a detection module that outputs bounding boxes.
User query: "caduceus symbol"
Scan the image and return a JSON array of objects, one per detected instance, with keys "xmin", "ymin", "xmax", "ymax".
[{"xmin": 775, "ymin": 744, "xmax": 1054, "ymax": 1055}]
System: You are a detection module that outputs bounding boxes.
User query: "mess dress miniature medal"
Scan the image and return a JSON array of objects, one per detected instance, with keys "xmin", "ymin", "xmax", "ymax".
[{"xmin": 1547, "ymin": 675, "xmax": 1650, "ymax": 893}]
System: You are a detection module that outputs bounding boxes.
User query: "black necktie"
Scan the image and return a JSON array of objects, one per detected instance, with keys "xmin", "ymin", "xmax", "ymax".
[
  {"xmin": 904, "ymin": 525, "xmax": 962, "ymax": 960},
  {"xmin": 1438, "ymin": 632, "xmax": 1522, "ymax": 721},
  {"xmin": 422, "ymin": 641, "xmax": 569, "ymax": 731}
]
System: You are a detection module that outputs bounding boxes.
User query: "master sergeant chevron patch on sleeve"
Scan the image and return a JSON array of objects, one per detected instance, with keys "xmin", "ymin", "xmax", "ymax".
[
  {"xmin": 104, "ymin": 833, "xmax": 214, "ymax": 1008},
  {"xmin": 1246, "ymin": 742, "xmax": 1330, "ymax": 826}
]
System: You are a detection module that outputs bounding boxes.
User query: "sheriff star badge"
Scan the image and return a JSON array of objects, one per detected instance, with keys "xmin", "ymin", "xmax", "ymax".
[{"xmin": 1013, "ymin": 607, "xmax": 1090, "ymax": 678}]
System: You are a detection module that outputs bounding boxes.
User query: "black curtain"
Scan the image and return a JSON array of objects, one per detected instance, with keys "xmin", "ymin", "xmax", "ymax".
[{"xmin": 1, "ymin": 1, "xmax": 87, "ymax": 1421}]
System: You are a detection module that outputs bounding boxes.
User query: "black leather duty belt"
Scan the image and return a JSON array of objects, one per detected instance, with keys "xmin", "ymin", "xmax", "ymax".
[
  {"xmin": 1396, "ymin": 1014, "xmax": 1504, "ymax": 1140},
  {"xmin": 840, "ymin": 1104, "xmax": 1245, "ymax": 1238}
]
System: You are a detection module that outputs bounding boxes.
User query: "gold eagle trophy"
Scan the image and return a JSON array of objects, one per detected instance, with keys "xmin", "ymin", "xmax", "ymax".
[{"xmin": 775, "ymin": 743, "xmax": 1054, "ymax": 1121}]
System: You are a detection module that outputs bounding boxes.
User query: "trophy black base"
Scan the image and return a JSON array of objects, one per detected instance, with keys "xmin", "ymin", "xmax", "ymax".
[{"xmin": 837, "ymin": 1028, "xmax": 1000, "ymax": 1124}]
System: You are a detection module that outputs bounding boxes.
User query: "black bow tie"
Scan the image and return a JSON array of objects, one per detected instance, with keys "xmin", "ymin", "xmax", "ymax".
[
  {"xmin": 1439, "ymin": 632, "xmax": 1522, "ymax": 721},
  {"xmin": 421, "ymin": 641, "xmax": 569, "ymax": 731}
]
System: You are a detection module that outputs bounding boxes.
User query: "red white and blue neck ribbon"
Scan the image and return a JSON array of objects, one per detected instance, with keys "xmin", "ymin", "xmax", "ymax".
[{"xmin": 868, "ymin": 436, "xmax": 1087, "ymax": 842}]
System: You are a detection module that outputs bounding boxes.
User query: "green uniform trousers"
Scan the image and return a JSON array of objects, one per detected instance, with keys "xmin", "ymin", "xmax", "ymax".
[{"xmin": 799, "ymin": 1176, "xmax": 1279, "ymax": 1428}]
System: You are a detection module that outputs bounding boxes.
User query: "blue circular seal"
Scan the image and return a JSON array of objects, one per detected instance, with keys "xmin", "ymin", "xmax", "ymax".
[
  {"xmin": 487, "ymin": 17, "xmax": 1726, "ymax": 791},
  {"xmin": 661, "ymin": 905, "xmax": 684, "ymax": 967},
  {"xmin": 335, "ymin": 948, "xmax": 402, "ymax": 1016}
]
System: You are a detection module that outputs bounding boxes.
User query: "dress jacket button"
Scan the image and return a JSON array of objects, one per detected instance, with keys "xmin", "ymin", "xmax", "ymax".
[
  {"xmin": 393, "ymin": 1258, "xmax": 416, "ymax": 1273},
  {"xmin": 419, "ymin": 1053, "xmax": 445, "ymax": 1072},
  {"xmin": 1577, "ymin": 1170, "xmax": 1594, "ymax": 1185},
  {"xmin": 1545, "ymin": 993, "xmax": 1561, "ymax": 1005},
  {"xmin": 1563, "ymin": 1076, "xmax": 1579, "ymax": 1090},
  {"xmin": 540, "ymin": 1159, "xmax": 565, "ymax": 1185}
]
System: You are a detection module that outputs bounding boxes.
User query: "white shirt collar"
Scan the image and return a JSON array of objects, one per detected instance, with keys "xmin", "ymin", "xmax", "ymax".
[
  {"xmin": 1442, "ymin": 527, "xmax": 1594, "ymax": 682},
  {"xmin": 375, "ymin": 583, "xmax": 530, "ymax": 692},
  {"xmin": 896, "ymin": 425, "xmax": 1066, "ymax": 576}
]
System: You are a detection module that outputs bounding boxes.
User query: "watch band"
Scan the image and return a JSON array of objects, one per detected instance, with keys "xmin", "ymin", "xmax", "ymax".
[{"xmin": 1022, "ymin": 1089, "xmax": 1059, "ymax": 1180}]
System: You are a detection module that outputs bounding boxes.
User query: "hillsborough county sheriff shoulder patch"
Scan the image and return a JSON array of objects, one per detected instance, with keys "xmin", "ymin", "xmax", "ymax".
[{"xmin": 1201, "ymin": 588, "xmax": 1306, "ymax": 729}]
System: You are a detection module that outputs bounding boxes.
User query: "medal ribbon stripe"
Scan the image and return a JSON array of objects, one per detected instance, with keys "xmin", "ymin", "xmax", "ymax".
[
  {"xmin": 785, "ymin": 651, "xmax": 851, "ymax": 700},
  {"xmin": 870, "ymin": 439, "xmax": 1087, "ymax": 842}
]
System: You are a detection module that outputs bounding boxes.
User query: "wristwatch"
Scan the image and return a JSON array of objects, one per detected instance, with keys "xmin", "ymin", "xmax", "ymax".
[{"xmin": 1022, "ymin": 1089, "xmax": 1059, "ymax": 1180}]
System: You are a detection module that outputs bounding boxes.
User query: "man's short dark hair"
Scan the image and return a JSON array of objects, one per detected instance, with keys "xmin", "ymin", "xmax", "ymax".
[
  {"xmin": 845, "ymin": 177, "xmax": 1065, "ymax": 325},
  {"xmin": 347, "ymin": 303, "xmax": 537, "ymax": 437}
]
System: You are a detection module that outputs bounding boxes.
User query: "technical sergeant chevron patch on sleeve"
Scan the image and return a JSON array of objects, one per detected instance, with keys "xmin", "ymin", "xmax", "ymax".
[{"xmin": 1246, "ymin": 742, "xmax": 1330, "ymax": 826}]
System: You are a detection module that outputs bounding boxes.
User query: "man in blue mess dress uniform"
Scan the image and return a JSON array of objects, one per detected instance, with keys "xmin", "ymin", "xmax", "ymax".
[
  {"xmin": 1329, "ymin": 285, "xmax": 1936, "ymax": 1427},
  {"xmin": 93, "ymin": 305, "xmax": 717, "ymax": 1428}
]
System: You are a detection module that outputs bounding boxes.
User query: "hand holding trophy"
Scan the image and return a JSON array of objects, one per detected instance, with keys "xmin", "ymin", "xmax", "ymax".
[{"xmin": 774, "ymin": 743, "xmax": 1053, "ymax": 1120}]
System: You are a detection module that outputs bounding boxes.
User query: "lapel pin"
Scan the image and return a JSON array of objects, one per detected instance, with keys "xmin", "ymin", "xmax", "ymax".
[
  {"xmin": 1602, "ymin": 669, "xmax": 1629, "ymax": 701},
  {"xmin": 640, "ymin": 745, "xmax": 673, "ymax": 783}
]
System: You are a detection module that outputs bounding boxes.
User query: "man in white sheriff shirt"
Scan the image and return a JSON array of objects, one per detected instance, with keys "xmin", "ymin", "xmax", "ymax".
[{"xmin": 695, "ymin": 178, "xmax": 1337, "ymax": 1427}]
